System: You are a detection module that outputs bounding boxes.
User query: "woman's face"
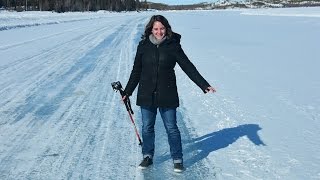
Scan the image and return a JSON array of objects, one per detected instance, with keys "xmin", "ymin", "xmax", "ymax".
[{"xmin": 152, "ymin": 21, "xmax": 166, "ymax": 40}]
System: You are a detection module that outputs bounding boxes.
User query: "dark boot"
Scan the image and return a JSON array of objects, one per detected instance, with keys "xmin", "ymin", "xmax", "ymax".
[
  {"xmin": 173, "ymin": 162, "xmax": 184, "ymax": 173},
  {"xmin": 138, "ymin": 156, "xmax": 153, "ymax": 169}
]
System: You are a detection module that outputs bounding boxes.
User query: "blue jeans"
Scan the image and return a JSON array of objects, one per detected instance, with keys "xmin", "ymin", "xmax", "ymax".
[{"xmin": 141, "ymin": 106, "xmax": 183, "ymax": 162}]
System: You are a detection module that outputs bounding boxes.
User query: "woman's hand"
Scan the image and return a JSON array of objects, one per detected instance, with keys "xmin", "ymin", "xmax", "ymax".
[
  {"xmin": 205, "ymin": 86, "xmax": 216, "ymax": 93},
  {"xmin": 122, "ymin": 95, "xmax": 128, "ymax": 102}
]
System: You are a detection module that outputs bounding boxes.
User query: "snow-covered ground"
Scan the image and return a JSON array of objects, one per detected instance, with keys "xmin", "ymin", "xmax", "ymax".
[{"xmin": 1, "ymin": 7, "xmax": 320, "ymax": 179}]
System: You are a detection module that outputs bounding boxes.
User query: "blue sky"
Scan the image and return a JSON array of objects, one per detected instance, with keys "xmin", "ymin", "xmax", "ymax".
[{"xmin": 148, "ymin": 0, "xmax": 213, "ymax": 5}]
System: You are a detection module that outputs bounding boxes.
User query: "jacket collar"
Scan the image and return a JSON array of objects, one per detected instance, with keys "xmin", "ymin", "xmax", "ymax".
[
  {"xmin": 142, "ymin": 32, "xmax": 182, "ymax": 46},
  {"xmin": 149, "ymin": 34, "xmax": 167, "ymax": 45}
]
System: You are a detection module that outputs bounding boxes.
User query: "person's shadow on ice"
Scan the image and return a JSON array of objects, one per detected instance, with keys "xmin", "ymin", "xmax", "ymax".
[{"xmin": 183, "ymin": 124, "xmax": 266, "ymax": 168}]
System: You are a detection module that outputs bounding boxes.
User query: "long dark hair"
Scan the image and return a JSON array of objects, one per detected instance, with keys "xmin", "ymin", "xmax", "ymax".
[{"xmin": 142, "ymin": 15, "xmax": 173, "ymax": 40}]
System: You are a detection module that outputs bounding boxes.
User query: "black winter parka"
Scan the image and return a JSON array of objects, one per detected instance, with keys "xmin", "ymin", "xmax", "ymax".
[{"xmin": 124, "ymin": 33, "xmax": 210, "ymax": 108}]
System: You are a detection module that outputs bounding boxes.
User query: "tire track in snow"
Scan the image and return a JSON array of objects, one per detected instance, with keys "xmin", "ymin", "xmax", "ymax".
[
  {"xmin": 0, "ymin": 14, "xmax": 146, "ymax": 177},
  {"xmin": 0, "ymin": 19, "xmax": 120, "ymax": 110},
  {"xmin": 0, "ymin": 21, "xmax": 126, "ymax": 168},
  {"xmin": 0, "ymin": 29, "xmax": 112, "ymax": 179},
  {"xmin": 53, "ymin": 19, "xmax": 146, "ymax": 180}
]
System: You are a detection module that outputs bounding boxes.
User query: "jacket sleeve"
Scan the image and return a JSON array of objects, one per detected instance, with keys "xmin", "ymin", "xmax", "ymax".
[
  {"xmin": 175, "ymin": 44, "xmax": 210, "ymax": 93},
  {"xmin": 124, "ymin": 43, "xmax": 143, "ymax": 96}
]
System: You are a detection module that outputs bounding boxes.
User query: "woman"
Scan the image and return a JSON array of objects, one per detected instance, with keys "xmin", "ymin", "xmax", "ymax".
[{"xmin": 123, "ymin": 15, "xmax": 216, "ymax": 173}]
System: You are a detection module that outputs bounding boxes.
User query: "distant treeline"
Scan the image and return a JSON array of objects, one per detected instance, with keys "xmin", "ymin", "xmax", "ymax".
[
  {"xmin": 0, "ymin": 0, "xmax": 147, "ymax": 12},
  {"xmin": 146, "ymin": 0, "xmax": 320, "ymax": 10},
  {"xmin": 1, "ymin": 0, "xmax": 319, "ymax": 12}
]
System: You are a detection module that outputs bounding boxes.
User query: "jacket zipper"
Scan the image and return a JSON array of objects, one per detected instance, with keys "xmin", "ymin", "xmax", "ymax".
[{"xmin": 153, "ymin": 45, "xmax": 160, "ymax": 105}]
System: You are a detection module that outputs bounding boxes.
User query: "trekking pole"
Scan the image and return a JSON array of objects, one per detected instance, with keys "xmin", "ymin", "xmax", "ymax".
[{"xmin": 111, "ymin": 81, "xmax": 143, "ymax": 146}]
